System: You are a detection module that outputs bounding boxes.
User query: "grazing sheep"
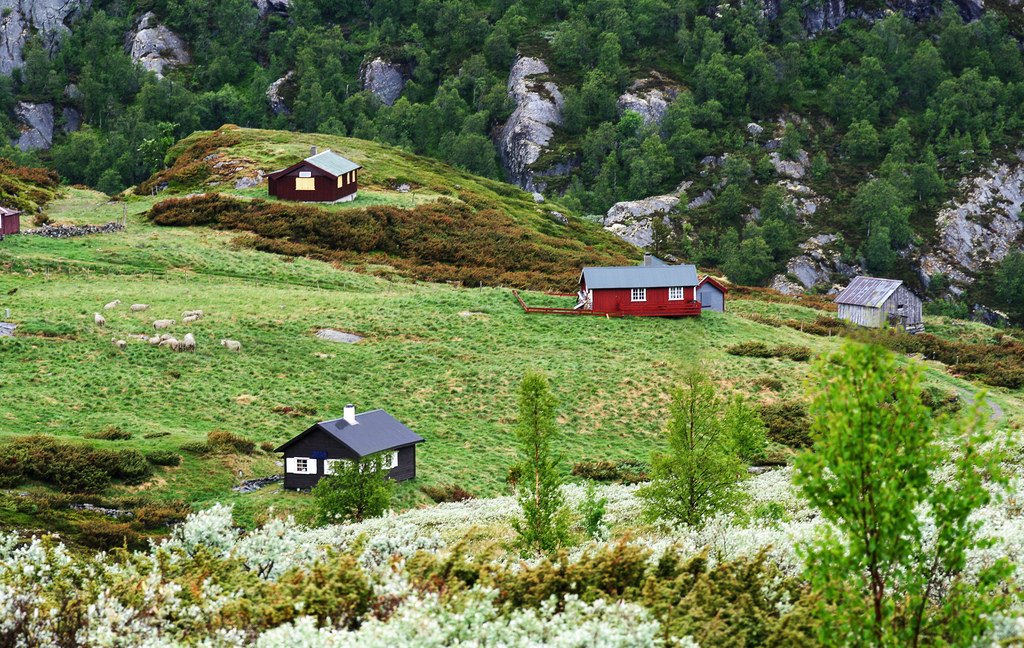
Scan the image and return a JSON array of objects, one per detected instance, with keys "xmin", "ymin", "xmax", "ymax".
[
  {"xmin": 182, "ymin": 310, "xmax": 204, "ymax": 320},
  {"xmin": 182, "ymin": 314, "xmax": 200, "ymax": 325},
  {"xmin": 159, "ymin": 333, "xmax": 175, "ymax": 341},
  {"xmin": 179, "ymin": 333, "xmax": 196, "ymax": 352},
  {"xmin": 129, "ymin": 334, "xmax": 149, "ymax": 342},
  {"xmin": 104, "ymin": 300, "xmax": 121, "ymax": 310},
  {"xmin": 130, "ymin": 304, "xmax": 150, "ymax": 312},
  {"xmin": 153, "ymin": 319, "xmax": 175, "ymax": 330},
  {"xmin": 94, "ymin": 313, "xmax": 106, "ymax": 327},
  {"xmin": 220, "ymin": 339, "xmax": 241, "ymax": 352},
  {"xmin": 158, "ymin": 337, "xmax": 179, "ymax": 349},
  {"xmin": 148, "ymin": 336, "xmax": 161, "ymax": 345},
  {"xmin": 111, "ymin": 338, "xmax": 127, "ymax": 350}
]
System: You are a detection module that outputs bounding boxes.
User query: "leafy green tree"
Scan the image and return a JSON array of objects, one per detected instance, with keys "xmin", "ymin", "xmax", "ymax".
[
  {"xmin": 96, "ymin": 169, "xmax": 123, "ymax": 196},
  {"xmin": 994, "ymin": 251, "xmax": 1024, "ymax": 323},
  {"xmin": 841, "ymin": 120, "xmax": 881, "ymax": 163},
  {"xmin": 715, "ymin": 184, "xmax": 746, "ymax": 224},
  {"xmin": 862, "ymin": 225, "xmax": 897, "ymax": 274},
  {"xmin": 576, "ymin": 481, "xmax": 608, "ymax": 541},
  {"xmin": 512, "ymin": 372, "xmax": 570, "ymax": 555},
  {"xmin": 639, "ymin": 369, "xmax": 746, "ymax": 527},
  {"xmin": 851, "ymin": 179, "xmax": 912, "ymax": 247},
  {"xmin": 795, "ymin": 342, "xmax": 1011, "ymax": 647},
  {"xmin": 310, "ymin": 454, "xmax": 394, "ymax": 524},
  {"xmin": 724, "ymin": 233, "xmax": 775, "ymax": 286},
  {"xmin": 723, "ymin": 398, "xmax": 768, "ymax": 464}
]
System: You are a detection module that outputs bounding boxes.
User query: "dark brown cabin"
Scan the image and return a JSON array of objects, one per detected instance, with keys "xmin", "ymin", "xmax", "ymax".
[
  {"xmin": 267, "ymin": 148, "xmax": 361, "ymax": 203},
  {"xmin": 0, "ymin": 206, "xmax": 21, "ymax": 236},
  {"xmin": 275, "ymin": 405, "xmax": 424, "ymax": 490}
]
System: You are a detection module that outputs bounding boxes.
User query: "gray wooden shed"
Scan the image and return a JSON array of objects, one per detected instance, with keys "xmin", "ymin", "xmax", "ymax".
[{"xmin": 834, "ymin": 276, "xmax": 923, "ymax": 333}]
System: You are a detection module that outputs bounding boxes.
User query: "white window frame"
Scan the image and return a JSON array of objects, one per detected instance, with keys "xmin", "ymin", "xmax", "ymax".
[
  {"xmin": 286, "ymin": 457, "xmax": 317, "ymax": 474},
  {"xmin": 630, "ymin": 288, "xmax": 647, "ymax": 302},
  {"xmin": 668, "ymin": 287, "xmax": 685, "ymax": 301},
  {"xmin": 298, "ymin": 171, "xmax": 312, "ymax": 178}
]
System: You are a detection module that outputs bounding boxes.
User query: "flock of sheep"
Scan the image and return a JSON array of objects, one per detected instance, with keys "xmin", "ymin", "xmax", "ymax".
[{"xmin": 93, "ymin": 301, "xmax": 242, "ymax": 353}]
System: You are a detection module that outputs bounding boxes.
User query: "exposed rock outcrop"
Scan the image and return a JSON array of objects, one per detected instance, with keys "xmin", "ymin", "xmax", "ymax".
[
  {"xmin": 763, "ymin": 0, "xmax": 984, "ymax": 35},
  {"xmin": 617, "ymin": 76, "xmax": 678, "ymax": 125},
  {"xmin": 0, "ymin": 0, "xmax": 90, "ymax": 75},
  {"xmin": 126, "ymin": 12, "xmax": 190, "ymax": 78},
  {"xmin": 14, "ymin": 101, "xmax": 53, "ymax": 150},
  {"xmin": 252, "ymin": 0, "xmax": 288, "ymax": 17},
  {"xmin": 497, "ymin": 56, "xmax": 564, "ymax": 192},
  {"xmin": 769, "ymin": 150, "xmax": 809, "ymax": 180},
  {"xmin": 919, "ymin": 157, "xmax": 1024, "ymax": 289},
  {"xmin": 360, "ymin": 57, "xmax": 407, "ymax": 106},
  {"xmin": 771, "ymin": 234, "xmax": 859, "ymax": 294},
  {"xmin": 603, "ymin": 194, "xmax": 680, "ymax": 248},
  {"xmin": 61, "ymin": 106, "xmax": 80, "ymax": 133},
  {"xmin": 266, "ymin": 71, "xmax": 294, "ymax": 116}
]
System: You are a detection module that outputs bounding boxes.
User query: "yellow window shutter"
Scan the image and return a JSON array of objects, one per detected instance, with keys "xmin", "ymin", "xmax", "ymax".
[{"xmin": 295, "ymin": 177, "xmax": 315, "ymax": 191}]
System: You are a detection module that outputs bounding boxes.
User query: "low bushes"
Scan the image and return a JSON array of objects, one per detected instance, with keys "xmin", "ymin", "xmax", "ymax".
[
  {"xmin": 0, "ymin": 436, "xmax": 151, "ymax": 492},
  {"xmin": 146, "ymin": 450, "xmax": 182, "ymax": 466},
  {"xmin": 207, "ymin": 430, "xmax": 255, "ymax": 454},
  {"xmin": 726, "ymin": 342, "xmax": 812, "ymax": 361},
  {"xmin": 571, "ymin": 460, "xmax": 649, "ymax": 484},
  {"xmin": 77, "ymin": 519, "xmax": 143, "ymax": 550},
  {"xmin": 758, "ymin": 401, "xmax": 812, "ymax": 449},
  {"xmin": 421, "ymin": 483, "xmax": 475, "ymax": 503},
  {"xmin": 84, "ymin": 427, "xmax": 133, "ymax": 441}
]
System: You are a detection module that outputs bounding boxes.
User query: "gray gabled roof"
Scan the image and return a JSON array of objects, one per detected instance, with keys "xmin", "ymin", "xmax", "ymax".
[
  {"xmin": 581, "ymin": 264, "xmax": 699, "ymax": 289},
  {"xmin": 834, "ymin": 276, "xmax": 903, "ymax": 308},
  {"xmin": 276, "ymin": 409, "xmax": 424, "ymax": 456},
  {"xmin": 305, "ymin": 149, "xmax": 361, "ymax": 176}
]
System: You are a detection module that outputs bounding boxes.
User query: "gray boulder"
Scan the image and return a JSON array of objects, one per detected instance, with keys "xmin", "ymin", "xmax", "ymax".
[
  {"xmin": 126, "ymin": 12, "xmax": 190, "ymax": 78},
  {"xmin": 14, "ymin": 101, "xmax": 53, "ymax": 151},
  {"xmin": 603, "ymin": 194, "xmax": 680, "ymax": 248},
  {"xmin": 252, "ymin": 0, "xmax": 288, "ymax": 17},
  {"xmin": 497, "ymin": 56, "xmax": 564, "ymax": 192},
  {"xmin": 61, "ymin": 106, "xmax": 80, "ymax": 133},
  {"xmin": 769, "ymin": 150, "xmax": 810, "ymax": 179},
  {"xmin": 266, "ymin": 71, "xmax": 294, "ymax": 116},
  {"xmin": 617, "ymin": 77, "xmax": 678, "ymax": 125},
  {"xmin": 0, "ymin": 0, "xmax": 90, "ymax": 75},
  {"xmin": 360, "ymin": 57, "xmax": 407, "ymax": 106},
  {"xmin": 918, "ymin": 157, "xmax": 1024, "ymax": 287},
  {"xmin": 771, "ymin": 234, "xmax": 859, "ymax": 294}
]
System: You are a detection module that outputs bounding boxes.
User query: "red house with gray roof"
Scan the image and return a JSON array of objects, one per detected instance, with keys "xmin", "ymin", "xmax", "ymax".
[
  {"xmin": 267, "ymin": 147, "xmax": 361, "ymax": 203},
  {"xmin": 577, "ymin": 255, "xmax": 702, "ymax": 317}
]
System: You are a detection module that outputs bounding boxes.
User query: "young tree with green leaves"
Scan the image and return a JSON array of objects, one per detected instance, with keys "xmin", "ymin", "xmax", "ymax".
[
  {"xmin": 994, "ymin": 251, "xmax": 1024, "ymax": 324},
  {"xmin": 310, "ymin": 453, "xmax": 393, "ymax": 525},
  {"xmin": 795, "ymin": 342, "xmax": 1011, "ymax": 647},
  {"xmin": 512, "ymin": 372, "xmax": 570, "ymax": 554},
  {"xmin": 639, "ymin": 369, "xmax": 746, "ymax": 527}
]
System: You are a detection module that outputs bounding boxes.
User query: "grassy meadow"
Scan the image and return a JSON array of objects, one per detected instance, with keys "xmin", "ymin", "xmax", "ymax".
[{"xmin": 1, "ymin": 187, "xmax": 1022, "ymax": 534}]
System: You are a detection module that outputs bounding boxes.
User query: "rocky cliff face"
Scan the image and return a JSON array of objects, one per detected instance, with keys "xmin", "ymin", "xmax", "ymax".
[
  {"xmin": 771, "ymin": 234, "xmax": 860, "ymax": 295},
  {"xmin": 919, "ymin": 154, "xmax": 1024, "ymax": 291},
  {"xmin": 617, "ymin": 77, "xmax": 678, "ymax": 125},
  {"xmin": 360, "ymin": 58, "xmax": 407, "ymax": 106},
  {"xmin": 0, "ymin": 0, "xmax": 90, "ymax": 75},
  {"xmin": 14, "ymin": 101, "xmax": 53, "ymax": 150},
  {"xmin": 762, "ymin": 0, "xmax": 984, "ymax": 34},
  {"xmin": 497, "ymin": 56, "xmax": 564, "ymax": 192},
  {"xmin": 603, "ymin": 194, "xmax": 681, "ymax": 248},
  {"xmin": 252, "ymin": 0, "xmax": 288, "ymax": 18},
  {"xmin": 266, "ymin": 71, "xmax": 294, "ymax": 116},
  {"xmin": 126, "ymin": 11, "xmax": 190, "ymax": 79}
]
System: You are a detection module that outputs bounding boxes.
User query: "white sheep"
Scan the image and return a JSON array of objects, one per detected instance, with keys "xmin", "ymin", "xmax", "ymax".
[
  {"xmin": 94, "ymin": 312, "xmax": 106, "ymax": 327},
  {"xmin": 111, "ymin": 338, "xmax": 126, "ymax": 350},
  {"xmin": 158, "ymin": 337, "xmax": 179, "ymax": 349},
  {"xmin": 148, "ymin": 336, "xmax": 161, "ymax": 346},
  {"xmin": 153, "ymin": 319, "xmax": 175, "ymax": 330},
  {"xmin": 220, "ymin": 339, "xmax": 241, "ymax": 352},
  {"xmin": 159, "ymin": 333, "xmax": 175, "ymax": 341},
  {"xmin": 179, "ymin": 333, "xmax": 196, "ymax": 352},
  {"xmin": 103, "ymin": 300, "xmax": 121, "ymax": 310},
  {"xmin": 182, "ymin": 310, "xmax": 204, "ymax": 320},
  {"xmin": 182, "ymin": 314, "xmax": 200, "ymax": 325},
  {"xmin": 130, "ymin": 304, "xmax": 150, "ymax": 312}
]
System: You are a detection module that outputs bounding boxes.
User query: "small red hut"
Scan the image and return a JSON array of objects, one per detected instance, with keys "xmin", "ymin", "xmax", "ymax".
[
  {"xmin": 267, "ymin": 148, "xmax": 361, "ymax": 203},
  {"xmin": 578, "ymin": 256, "xmax": 701, "ymax": 317},
  {"xmin": 0, "ymin": 206, "xmax": 21, "ymax": 236}
]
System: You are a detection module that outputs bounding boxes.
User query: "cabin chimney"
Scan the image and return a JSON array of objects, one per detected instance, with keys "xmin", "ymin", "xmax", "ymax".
[
  {"xmin": 310, "ymin": 145, "xmax": 318, "ymax": 156},
  {"xmin": 343, "ymin": 404, "xmax": 357, "ymax": 425},
  {"xmin": 643, "ymin": 253, "xmax": 652, "ymax": 266}
]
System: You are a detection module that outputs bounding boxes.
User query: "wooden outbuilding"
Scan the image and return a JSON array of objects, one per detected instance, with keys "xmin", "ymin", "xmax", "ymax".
[
  {"xmin": 697, "ymin": 275, "xmax": 727, "ymax": 312},
  {"xmin": 275, "ymin": 405, "xmax": 424, "ymax": 490},
  {"xmin": 834, "ymin": 276, "xmax": 923, "ymax": 333},
  {"xmin": 267, "ymin": 147, "xmax": 361, "ymax": 203},
  {"xmin": 577, "ymin": 256, "xmax": 702, "ymax": 317},
  {"xmin": 0, "ymin": 206, "xmax": 21, "ymax": 236}
]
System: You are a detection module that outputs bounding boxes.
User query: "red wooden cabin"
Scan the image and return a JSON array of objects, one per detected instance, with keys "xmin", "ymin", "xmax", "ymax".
[
  {"xmin": 267, "ymin": 148, "xmax": 361, "ymax": 203},
  {"xmin": 0, "ymin": 206, "xmax": 21, "ymax": 236},
  {"xmin": 578, "ymin": 259, "xmax": 701, "ymax": 317}
]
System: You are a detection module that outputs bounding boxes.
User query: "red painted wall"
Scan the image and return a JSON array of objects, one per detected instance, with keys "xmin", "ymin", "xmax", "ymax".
[
  {"xmin": 268, "ymin": 162, "xmax": 357, "ymax": 202},
  {"xmin": 0, "ymin": 212, "xmax": 20, "ymax": 235},
  {"xmin": 589, "ymin": 286, "xmax": 698, "ymax": 316}
]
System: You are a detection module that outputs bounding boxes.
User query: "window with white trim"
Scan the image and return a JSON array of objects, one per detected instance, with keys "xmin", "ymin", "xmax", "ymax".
[
  {"xmin": 668, "ymin": 287, "xmax": 685, "ymax": 300},
  {"xmin": 286, "ymin": 457, "xmax": 317, "ymax": 474},
  {"xmin": 631, "ymin": 288, "xmax": 647, "ymax": 302},
  {"xmin": 296, "ymin": 458, "xmax": 308, "ymax": 472}
]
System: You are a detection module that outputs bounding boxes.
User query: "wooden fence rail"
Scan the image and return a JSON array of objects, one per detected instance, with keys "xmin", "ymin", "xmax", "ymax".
[{"xmin": 512, "ymin": 290, "xmax": 623, "ymax": 317}]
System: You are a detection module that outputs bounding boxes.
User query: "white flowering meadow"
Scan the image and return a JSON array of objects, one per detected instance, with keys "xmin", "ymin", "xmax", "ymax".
[{"xmin": 3, "ymin": 462, "xmax": 1024, "ymax": 646}]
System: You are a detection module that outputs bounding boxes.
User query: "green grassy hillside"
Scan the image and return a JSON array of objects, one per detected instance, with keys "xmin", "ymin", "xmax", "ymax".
[{"xmin": 1, "ymin": 187, "xmax": 1020, "ymax": 543}]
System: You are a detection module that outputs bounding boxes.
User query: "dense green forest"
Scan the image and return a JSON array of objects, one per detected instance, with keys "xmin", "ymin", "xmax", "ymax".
[{"xmin": 2, "ymin": 0, "xmax": 1024, "ymax": 294}]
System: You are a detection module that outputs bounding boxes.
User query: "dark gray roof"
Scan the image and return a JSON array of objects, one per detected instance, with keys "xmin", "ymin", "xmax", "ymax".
[
  {"xmin": 277, "ymin": 409, "xmax": 423, "ymax": 456},
  {"xmin": 0, "ymin": 206, "xmax": 21, "ymax": 217},
  {"xmin": 306, "ymin": 150, "xmax": 361, "ymax": 176},
  {"xmin": 581, "ymin": 264, "xmax": 698, "ymax": 289},
  {"xmin": 834, "ymin": 276, "xmax": 903, "ymax": 308}
]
